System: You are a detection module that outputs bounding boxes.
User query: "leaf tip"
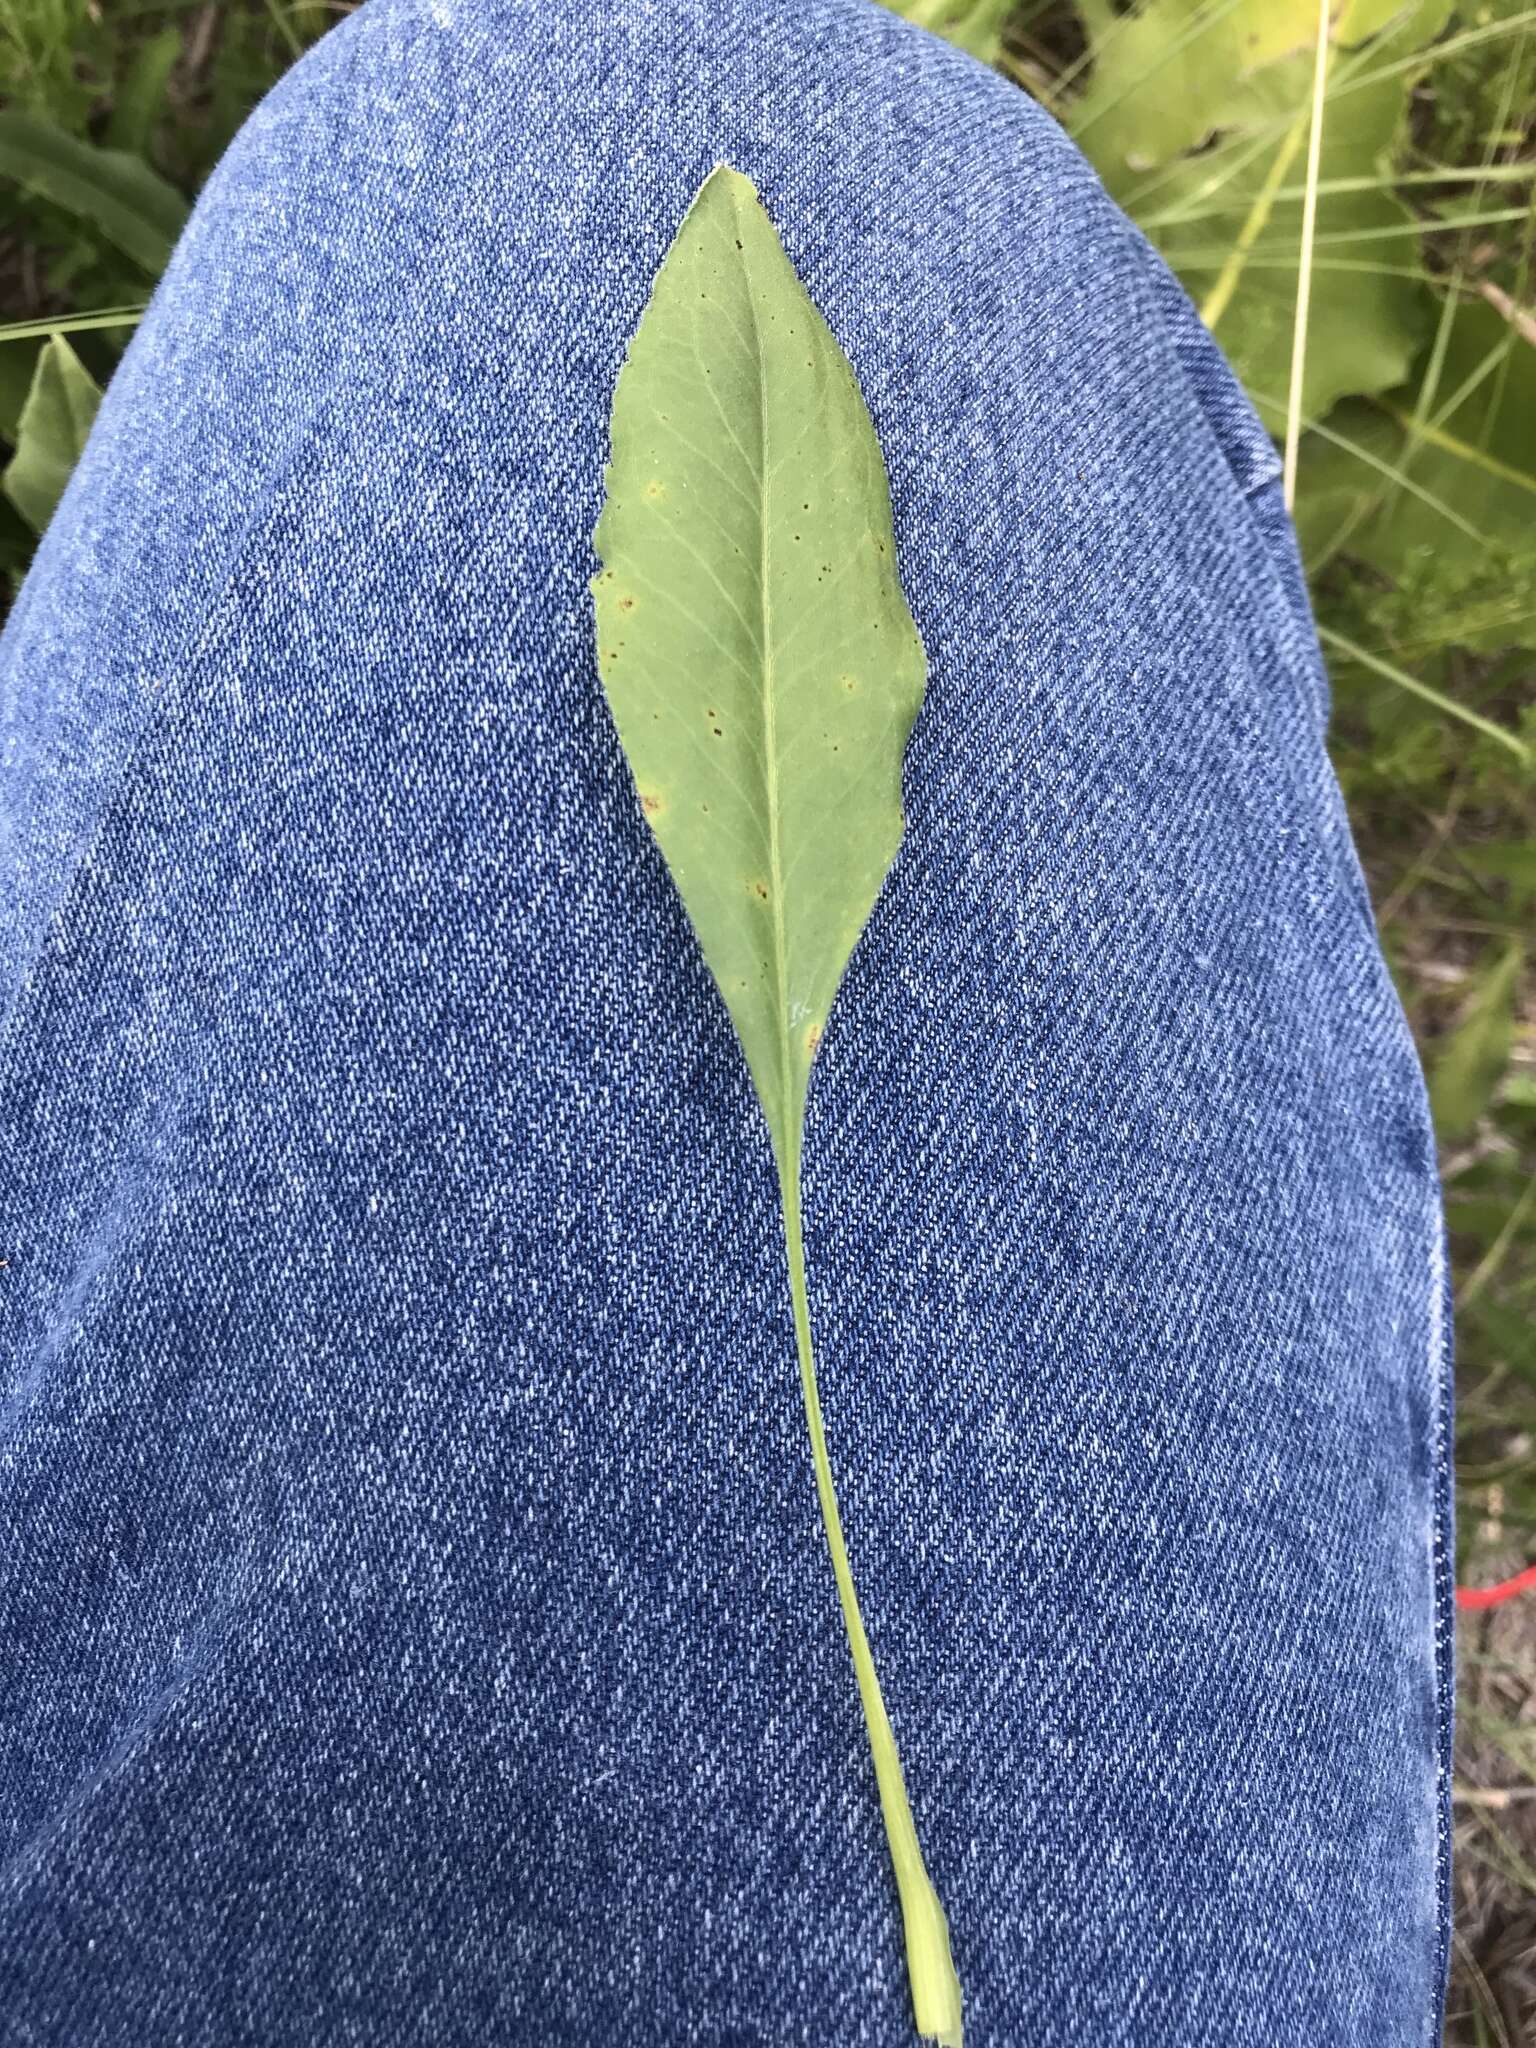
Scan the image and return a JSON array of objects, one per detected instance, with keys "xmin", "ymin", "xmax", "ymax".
[
  {"xmin": 702, "ymin": 158, "xmax": 757, "ymax": 196},
  {"xmin": 692, "ymin": 161, "xmax": 766, "ymax": 234}
]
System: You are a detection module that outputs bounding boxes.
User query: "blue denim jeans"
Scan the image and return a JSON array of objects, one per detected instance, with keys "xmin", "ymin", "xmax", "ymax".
[{"xmin": 0, "ymin": 1, "xmax": 1453, "ymax": 2043}]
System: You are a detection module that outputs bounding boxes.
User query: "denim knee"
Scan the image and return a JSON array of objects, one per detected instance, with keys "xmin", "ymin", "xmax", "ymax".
[{"xmin": 0, "ymin": 4, "xmax": 1451, "ymax": 2044}]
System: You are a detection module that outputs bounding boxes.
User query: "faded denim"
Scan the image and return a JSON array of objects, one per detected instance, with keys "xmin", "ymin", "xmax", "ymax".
[{"xmin": 0, "ymin": 0, "xmax": 1453, "ymax": 2043}]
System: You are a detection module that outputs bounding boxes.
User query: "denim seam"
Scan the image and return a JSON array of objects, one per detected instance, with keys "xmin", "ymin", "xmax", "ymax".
[
  {"xmin": 1122, "ymin": 233, "xmax": 1451, "ymax": 2041},
  {"xmin": 1426, "ymin": 1210, "xmax": 1457, "ymax": 2046}
]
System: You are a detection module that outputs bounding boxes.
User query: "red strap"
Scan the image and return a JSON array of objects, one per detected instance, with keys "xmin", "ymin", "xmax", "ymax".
[{"xmin": 1456, "ymin": 1563, "xmax": 1536, "ymax": 1612}]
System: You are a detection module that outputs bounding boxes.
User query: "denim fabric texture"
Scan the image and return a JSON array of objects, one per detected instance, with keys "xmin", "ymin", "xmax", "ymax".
[{"xmin": 0, "ymin": 1, "xmax": 1453, "ymax": 2043}]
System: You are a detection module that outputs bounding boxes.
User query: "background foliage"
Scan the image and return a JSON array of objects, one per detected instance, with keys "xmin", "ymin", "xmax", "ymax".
[{"xmin": 1, "ymin": 1, "xmax": 1532, "ymax": 2038}]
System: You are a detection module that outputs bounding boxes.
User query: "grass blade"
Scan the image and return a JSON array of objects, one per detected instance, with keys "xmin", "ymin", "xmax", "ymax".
[
  {"xmin": 0, "ymin": 306, "xmax": 148, "ymax": 345},
  {"xmin": 1283, "ymin": 0, "xmax": 1333, "ymax": 510},
  {"xmin": 1318, "ymin": 624, "xmax": 1532, "ymax": 762},
  {"xmin": 0, "ymin": 110, "xmax": 188, "ymax": 275}
]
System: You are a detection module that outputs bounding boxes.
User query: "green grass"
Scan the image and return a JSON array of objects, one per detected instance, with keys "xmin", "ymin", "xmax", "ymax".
[
  {"xmin": 0, "ymin": 0, "xmax": 339, "ymax": 579},
  {"xmin": 1, "ymin": 1, "xmax": 1532, "ymax": 2036}
]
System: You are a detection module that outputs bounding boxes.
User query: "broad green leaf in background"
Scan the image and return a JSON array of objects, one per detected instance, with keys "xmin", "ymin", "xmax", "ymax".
[
  {"xmin": 0, "ymin": 110, "xmax": 189, "ymax": 276},
  {"xmin": 876, "ymin": 0, "xmax": 1015, "ymax": 63},
  {"xmin": 2, "ymin": 334, "xmax": 101, "ymax": 536},
  {"xmin": 1296, "ymin": 302, "xmax": 1536, "ymax": 651},
  {"xmin": 1071, "ymin": 0, "xmax": 1340, "ymax": 163},
  {"xmin": 591, "ymin": 166, "xmax": 960, "ymax": 2048},
  {"xmin": 1430, "ymin": 941, "xmax": 1524, "ymax": 1142},
  {"xmin": 1069, "ymin": 0, "xmax": 1452, "ymax": 418}
]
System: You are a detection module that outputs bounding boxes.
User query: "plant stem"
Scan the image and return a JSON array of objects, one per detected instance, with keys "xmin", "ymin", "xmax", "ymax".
[
  {"xmin": 1317, "ymin": 624, "xmax": 1531, "ymax": 764},
  {"xmin": 1199, "ymin": 96, "xmax": 1310, "ymax": 331},
  {"xmin": 1282, "ymin": 0, "xmax": 1332, "ymax": 511},
  {"xmin": 0, "ymin": 305, "xmax": 146, "ymax": 345},
  {"xmin": 776, "ymin": 1149, "xmax": 963, "ymax": 2048}
]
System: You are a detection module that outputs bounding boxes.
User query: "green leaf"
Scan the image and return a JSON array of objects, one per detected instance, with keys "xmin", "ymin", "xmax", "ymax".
[
  {"xmin": 1430, "ymin": 941, "xmax": 1524, "ymax": 1143},
  {"xmin": 1071, "ymin": 0, "xmax": 1336, "ymax": 163},
  {"xmin": 875, "ymin": 0, "xmax": 1015, "ymax": 62},
  {"xmin": 1371, "ymin": 307, "xmax": 1536, "ymax": 635},
  {"xmin": 1295, "ymin": 304, "xmax": 1536, "ymax": 650},
  {"xmin": 591, "ymin": 166, "xmax": 959, "ymax": 2048},
  {"xmin": 1072, "ymin": 0, "xmax": 1451, "ymax": 416},
  {"xmin": 0, "ymin": 110, "xmax": 189, "ymax": 276},
  {"xmin": 2, "ymin": 333, "xmax": 101, "ymax": 537},
  {"xmin": 592, "ymin": 178, "xmax": 924, "ymax": 1167}
]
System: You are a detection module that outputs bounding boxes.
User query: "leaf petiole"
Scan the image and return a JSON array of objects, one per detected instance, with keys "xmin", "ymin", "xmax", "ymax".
[{"xmin": 776, "ymin": 1144, "xmax": 963, "ymax": 2048}]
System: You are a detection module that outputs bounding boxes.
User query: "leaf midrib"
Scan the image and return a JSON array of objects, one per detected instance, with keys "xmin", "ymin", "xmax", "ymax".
[{"xmin": 738, "ymin": 202, "xmax": 794, "ymax": 1156}]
